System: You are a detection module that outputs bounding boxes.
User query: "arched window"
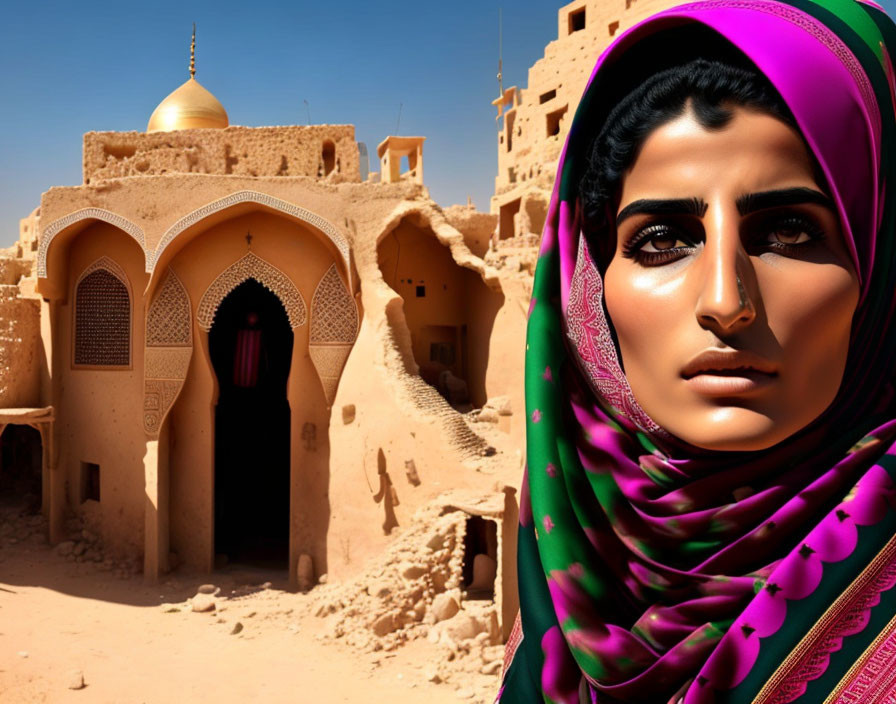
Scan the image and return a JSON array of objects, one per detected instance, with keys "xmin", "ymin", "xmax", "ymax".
[{"xmin": 73, "ymin": 260, "xmax": 131, "ymax": 368}]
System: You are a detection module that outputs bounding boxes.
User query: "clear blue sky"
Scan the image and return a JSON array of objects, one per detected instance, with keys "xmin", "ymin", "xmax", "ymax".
[
  {"xmin": 0, "ymin": 0, "xmax": 562, "ymax": 247},
  {"xmin": 2, "ymin": 0, "xmax": 895, "ymax": 248}
]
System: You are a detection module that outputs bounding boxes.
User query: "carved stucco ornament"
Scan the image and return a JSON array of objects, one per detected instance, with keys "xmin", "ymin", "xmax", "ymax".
[
  {"xmin": 309, "ymin": 264, "xmax": 360, "ymax": 406},
  {"xmin": 143, "ymin": 269, "xmax": 193, "ymax": 436},
  {"xmin": 197, "ymin": 252, "xmax": 306, "ymax": 332}
]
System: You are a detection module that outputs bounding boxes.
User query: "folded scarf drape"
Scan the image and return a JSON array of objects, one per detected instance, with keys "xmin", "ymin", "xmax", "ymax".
[{"xmin": 499, "ymin": 1, "xmax": 896, "ymax": 702}]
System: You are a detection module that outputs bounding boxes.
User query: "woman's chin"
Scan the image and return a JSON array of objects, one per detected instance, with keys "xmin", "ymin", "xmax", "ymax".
[{"xmin": 661, "ymin": 406, "xmax": 800, "ymax": 452}]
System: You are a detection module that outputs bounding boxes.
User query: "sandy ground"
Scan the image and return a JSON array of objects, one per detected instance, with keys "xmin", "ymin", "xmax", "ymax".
[{"xmin": 0, "ymin": 511, "xmax": 500, "ymax": 703}]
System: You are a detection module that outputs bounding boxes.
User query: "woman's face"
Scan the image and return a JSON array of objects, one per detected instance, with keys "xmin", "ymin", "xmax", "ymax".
[{"xmin": 603, "ymin": 105, "xmax": 860, "ymax": 451}]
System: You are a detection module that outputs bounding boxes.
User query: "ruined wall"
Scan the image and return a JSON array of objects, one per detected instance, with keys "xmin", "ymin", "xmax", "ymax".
[
  {"xmin": 0, "ymin": 278, "xmax": 41, "ymax": 409},
  {"xmin": 492, "ymin": 0, "xmax": 679, "ymax": 221},
  {"xmin": 443, "ymin": 205, "xmax": 498, "ymax": 259},
  {"xmin": 83, "ymin": 125, "xmax": 361, "ymax": 185},
  {"xmin": 377, "ymin": 214, "xmax": 503, "ymax": 409}
]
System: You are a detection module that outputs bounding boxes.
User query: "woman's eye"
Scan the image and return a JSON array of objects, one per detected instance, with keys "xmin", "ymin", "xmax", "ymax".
[
  {"xmin": 761, "ymin": 216, "xmax": 825, "ymax": 249},
  {"xmin": 641, "ymin": 232, "xmax": 692, "ymax": 252},
  {"xmin": 622, "ymin": 224, "xmax": 697, "ymax": 263}
]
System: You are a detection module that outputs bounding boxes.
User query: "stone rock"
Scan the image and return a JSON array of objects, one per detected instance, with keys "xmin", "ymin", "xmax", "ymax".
[
  {"xmin": 85, "ymin": 548, "xmax": 103, "ymax": 563},
  {"xmin": 81, "ymin": 529, "xmax": 97, "ymax": 543},
  {"xmin": 297, "ymin": 553, "xmax": 314, "ymax": 593},
  {"xmin": 476, "ymin": 409, "xmax": 499, "ymax": 424},
  {"xmin": 371, "ymin": 612, "xmax": 395, "ymax": 636},
  {"xmin": 446, "ymin": 614, "xmax": 484, "ymax": 642},
  {"xmin": 318, "ymin": 573, "xmax": 328, "ymax": 585},
  {"xmin": 400, "ymin": 562, "xmax": 426, "ymax": 580},
  {"xmin": 73, "ymin": 542, "xmax": 86, "ymax": 556},
  {"xmin": 485, "ymin": 395, "xmax": 513, "ymax": 415},
  {"xmin": 481, "ymin": 660, "xmax": 502, "ymax": 676},
  {"xmin": 368, "ymin": 579, "xmax": 391, "ymax": 599},
  {"xmin": 67, "ymin": 669, "xmax": 85, "ymax": 690},
  {"xmin": 341, "ymin": 404, "xmax": 356, "ymax": 424},
  {"xmin": 191, "ymin": 594, "xmax": 216, "ymax": 613},
  {"xmin": 56, "ymin": 541, "xmax": 75, "ymax": 557},
  {"xmin": 230, "ymin": 622, "xmax": 243, "ymax": 635},
  {"xmin": 431, "ymin": 593, "xmax": 459, "ymax": 623},
  {"xmin": 196, "ymin": 584, "xmax": 217, "ymax": 595},
  {"xmin": 426, "ymin": 532, "xmax": 445, "ymax": 551},
  {"xmin": 424, "ymin": 665, "xmax": 442, "ymax": 683},
  {"xmin": 413, "ymin": 598, "xmax": 427, "ymax": 620}
]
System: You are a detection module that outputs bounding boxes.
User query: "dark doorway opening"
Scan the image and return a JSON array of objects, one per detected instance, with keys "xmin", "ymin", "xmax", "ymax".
[
  {"xmin": 461, "ymin": 515, "xmax": 498, "ymax": 600},
  {"xmin": 210, "ymin": 279, "xmax": 293, "ymax": 568},
  {"xmin": 0, "ymin": 425, "xmax": 42, "ymax": 514}
]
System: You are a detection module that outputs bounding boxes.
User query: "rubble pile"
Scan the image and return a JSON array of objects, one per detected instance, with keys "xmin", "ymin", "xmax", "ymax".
[
  {"xmin": 309, "ymin": 501, "xmax": 504, "ymax": 681},
  {"xmin": 0, "ymin": 506, "xmax": 142, "ymax": 579}
]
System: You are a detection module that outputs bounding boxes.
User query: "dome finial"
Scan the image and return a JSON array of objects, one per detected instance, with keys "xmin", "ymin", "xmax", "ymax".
[{"xmin": 190, "ymin": 23, "xmax": 196, "ymax": 78}]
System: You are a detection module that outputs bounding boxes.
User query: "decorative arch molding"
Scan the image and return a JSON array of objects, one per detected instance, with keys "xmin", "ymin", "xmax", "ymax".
[
  {"xmin": 75, "ymin": 256, "xmax": 132, "ymax": 294},
  {"xmin": 39, "ymin": 209, "xmax": 146, "ymax": 278},
  {"xmin": 197, "ymin": 252, "xmax": 307, "ymax": 332},
  {"xmin": 144, "ymin": 268, "xmax": 193, "ymax": 437},
  {"xmin": 150, "ymin": 190, "xmax": 352, "ymax": 283},
  {"xmin": 309, "ymin": 264, "xmax": 360, "ymax": 406}
]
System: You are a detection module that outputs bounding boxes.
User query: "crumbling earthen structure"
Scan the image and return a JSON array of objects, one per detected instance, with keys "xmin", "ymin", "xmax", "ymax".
[
  {"xmin": 491, "ymin": 0, "xmax": 679, "ymax": 239},
  {"xmin": 0, "ymin": 47, "xmax": 530, "ymax": 664}
]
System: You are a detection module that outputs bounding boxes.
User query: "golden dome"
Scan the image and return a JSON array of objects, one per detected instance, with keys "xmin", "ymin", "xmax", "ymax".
[
  {"xmin": 147, "ymin": 77, "xmax": 229, "ymax": 133},
  {"xmin": 146, "ymin": 25, "xmax": 229, "ymax": 133}
]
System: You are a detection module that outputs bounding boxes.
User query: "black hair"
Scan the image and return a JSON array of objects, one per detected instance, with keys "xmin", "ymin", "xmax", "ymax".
[{"xmin": 579, "ymin": 58, "xmax": 801, "ymax": 268}]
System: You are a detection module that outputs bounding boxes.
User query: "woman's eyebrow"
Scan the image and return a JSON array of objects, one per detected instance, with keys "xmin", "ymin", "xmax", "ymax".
[
  {"xmin": 736, "ymin": 187, "xmax": 834, "ymax": 215},
  {"xmin": 616, "ymin": 197, "xmax": 707, "ymax": 224}
]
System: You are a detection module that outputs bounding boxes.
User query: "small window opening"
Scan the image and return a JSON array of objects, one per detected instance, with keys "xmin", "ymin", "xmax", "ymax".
[
  {"xmin": 508, "ymin": 167, "xmax": 517, "ymax": 184},
  {"xmin": 81, "ymin": 462, "xmax": 100, "ymax": 503},
  {"xmin": 506, "ymin": 111, "xmax": 516, "ymax": 152},
  {"xmin": 322, "ymin": 140, "xmax": 336, "ymax": 176},
  {"xmin": 416, "ymin": 285, "xmax": 426, "ymax": 297},
  {"xmin": 539, "ymin": 89, "xmax": 556, "ymax": 104},
  {"xmin": 609, "ymin": 20, "xmax": 620, "ymax": 36},
  {"xmin": 462, "ymin": 515, "xmax": 498, "ymax": 600},
  {"xmin": 546, "ymin": 105, "xmax": 569, "ymax": 138},
  {"xmin": 568, "ymin": 7, "xmax": 586, "ymax": 34}
]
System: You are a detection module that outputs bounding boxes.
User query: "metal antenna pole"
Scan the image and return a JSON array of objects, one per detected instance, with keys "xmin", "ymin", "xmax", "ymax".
[{"xmin": 498, "ymin": 8, "xmax": 503, "ymax": 98}]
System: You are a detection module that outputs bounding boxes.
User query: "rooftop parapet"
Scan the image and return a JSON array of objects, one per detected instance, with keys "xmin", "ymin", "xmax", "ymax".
[{"xmin": 83, "ymin": 125, "xmax": 361, "ymax": 185}]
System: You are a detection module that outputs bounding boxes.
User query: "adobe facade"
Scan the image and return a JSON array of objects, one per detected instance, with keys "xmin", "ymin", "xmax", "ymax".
[{"xmin": 491, "ymin": 0, "xmax": 678, "ymax": 239}]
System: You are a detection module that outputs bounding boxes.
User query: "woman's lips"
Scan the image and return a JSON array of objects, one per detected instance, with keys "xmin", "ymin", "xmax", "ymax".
[
  {"xmin": 681, "ymin": 349, "xmax": 778, "ymax": 396},
  {"xmin": 683, "ymin": 368, "xmax": 777, "ymax": 395}
]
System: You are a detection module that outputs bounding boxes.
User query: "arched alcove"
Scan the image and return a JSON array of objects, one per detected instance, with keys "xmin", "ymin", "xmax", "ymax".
[{"xmin": 377, "ymin": 213, "xmax": 503, "ymax": 409}]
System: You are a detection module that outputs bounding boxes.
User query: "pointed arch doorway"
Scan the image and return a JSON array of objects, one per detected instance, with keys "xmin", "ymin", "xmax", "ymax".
[{"xmin": 209, "ymin": 279, "xmax": 293, "ymax": 568}]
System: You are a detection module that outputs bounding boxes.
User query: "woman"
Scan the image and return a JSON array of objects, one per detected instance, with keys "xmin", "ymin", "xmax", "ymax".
[{"xmin": 500, "ymin": 0, "xmax": 896, "ymax": 702}]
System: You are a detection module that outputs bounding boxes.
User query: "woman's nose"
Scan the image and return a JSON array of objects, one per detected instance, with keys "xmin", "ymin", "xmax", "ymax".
[{"xmin": 694, "ymin": 224, "xmax": 757, "ymax": 332}]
